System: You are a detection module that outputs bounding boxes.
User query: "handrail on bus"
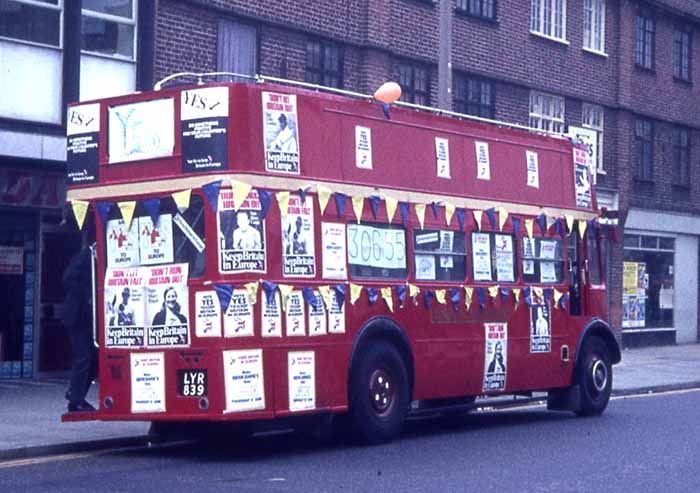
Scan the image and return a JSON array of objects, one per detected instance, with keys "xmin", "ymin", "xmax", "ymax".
[
  {"xmin": 153, "ymin": 72, "xmax": 568, "ymax": 139},
  {"xmin": 89, "ymin": 243, "xmax": 99, "ymax": 349}
]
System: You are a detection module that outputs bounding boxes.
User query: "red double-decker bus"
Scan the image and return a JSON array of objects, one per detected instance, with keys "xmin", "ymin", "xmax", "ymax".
[{"xmin": 63, "ymin": 74, "xmax": 620, "ymax": 444}]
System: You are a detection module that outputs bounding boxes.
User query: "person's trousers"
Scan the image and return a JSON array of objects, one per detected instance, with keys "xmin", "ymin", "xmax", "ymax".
[{"xmin": 67, "ymin": 324, "xmax": 97, "ymax": 405}]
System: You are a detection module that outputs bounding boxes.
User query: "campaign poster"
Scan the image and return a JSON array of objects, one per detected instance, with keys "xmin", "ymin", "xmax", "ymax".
[
  {"xmin": 540, "ymin": 261, "xmax": 557, "ymax": 283},
  {"xmin": 483, "ymin": 323, "xmax": 507, "ymax": 392},
  {"xmin": 104, "ymin": 267, "xmax": 145, "ymax": 348},
  {"xmin": 106, "ymin": 218, "xmax": 140, "ymax": 268},
  {"xmin": 308, "ymin": 291, "xmax": 327, "ymax": 337},
  {"xmin": 322, "ymin": 223, "xmax": 347, "ymax": 279},
  {"xmin": 494, "ymin": 234, "xmax": 514, "ymax": 282},
  {"xmin": 573, "ymin": 146, "xmax": 592, "ymax": 208},
  {"xmin": 218, "ymin": 189, "xmax": 266, "ymax": 273},
  {"xmin": 263, "ymin": 91, "xmax": 300, "ymax": 174},
  {"xmin": 288, "ymin": 351, "xmax": 316, "ymax": 412},
  {"xmin": 180, "ymin": 86, "xmax": 228, "ymax": 173},
  {"xmin": 435, "ymin": 137, "xmax": 450, "ymax": 178},
  {"xmin": 415, "ymin": 254, "xmax": 436, "ymax": 281},
  {"xmin": 130, "ymin": 352, "xmax": 165, "ymax": 413},
  {"xmin": 224, "ymin": 289, "xmax": 254, "ymax": 338},
  {"xmin": 66, "ymin": 103, "xmax": 99, "ymax": 184},
  {"xmin": 138, "ymin": 214, "xmax": 174, "ymax": 266},
  {"xmin": 472, "ymin": 233, "xmax": 492, "ymax": 281},
  {"xmin": 355, "ymin": 126, "xmax": 373, "ymax": 169},
  {"xmin": 261, "ymin": 291, "xmax": 283, "ymax": 338},
  {"xmin": 540, "ymin": 240, "xmax": 557, "ymax": 259},
  {"xmin": 223, "ymin": 349, "xmax": 265, "ymax": 413},
  {"xmin": 145, "ymin": 263, "xmax": 190, "ymax": 347},
  {"xmin": 108, "ymin": 98, "xmax": 175, "ymax": 164},
  {"xmin": 622, "ymin": 262, "xmax": 646, "ymax": 328},
  {"xmin": 285, "ymin": 290, "xmax": 306, "ymax": 336},
  {"xmin": 282, "ymin": 194, "xmax": 315, "ymax": 277},
  {"xmin": 195, "ymin": 290, "xmax": 221, "ymax": 338},
  {"xmin": 475, "ymin": 141, "xmax": 491, "ymax": 180},
  {"xmin": 328, "ymin": 291, "xmax": 346, "ymax": 334},
  {"xmin": 623, "ymin": 295, "xmax": 646, "ymax": 328},
  {"xmin": 530, "ymin": 303, "xmax": 551, "ymax": 353},
  {"xmin": 526, "ymin": 150, "xmax": 539, "ymax": 188}
]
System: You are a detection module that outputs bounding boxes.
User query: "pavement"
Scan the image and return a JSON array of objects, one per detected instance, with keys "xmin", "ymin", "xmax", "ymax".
[{"xmin": 1, "ymin": 343, "xmax": 699, "ymax": 460}]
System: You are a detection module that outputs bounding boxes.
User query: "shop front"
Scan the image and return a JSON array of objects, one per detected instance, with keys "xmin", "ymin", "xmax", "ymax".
[{"xmin": 623, "ymin": 208, "xmax": 699, "ymax": 346}]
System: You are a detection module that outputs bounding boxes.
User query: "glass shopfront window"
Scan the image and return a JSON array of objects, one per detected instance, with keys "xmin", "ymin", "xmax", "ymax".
[{"xmin": 623, "ymin": 234, "xmax": 674, "ymax": 329}]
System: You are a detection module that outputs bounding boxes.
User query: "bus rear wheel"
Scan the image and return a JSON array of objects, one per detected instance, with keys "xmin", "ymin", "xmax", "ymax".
[
  {"xmin": 576, "ymin": 337, "xmax": 612, "ymax": 417},
  {"xmin": 349, "ymin": 341, "xmax": 409, "ymax": 444}
]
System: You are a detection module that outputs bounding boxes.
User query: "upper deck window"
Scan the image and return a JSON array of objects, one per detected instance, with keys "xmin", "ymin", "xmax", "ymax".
[{"xmin": 348, "ymin": 223, "xmax": 407, "ymax": 280}]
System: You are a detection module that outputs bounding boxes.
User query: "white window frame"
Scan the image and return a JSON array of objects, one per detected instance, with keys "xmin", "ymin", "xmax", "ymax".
[
  {"xmin": 81, "ymin": 1, "xmax": 137, "ymax": 62},
  {"xmin": 0, "ymin": 0, "xmax": 64, "ymax": 50},
  {"xmin": 583, "ymin": 0, "xmax": 606, "ymax": 54},
  {"xmin": 582, "ymin": 103, "xmax": 605, "ymax": 175},
  {"xmin": 529, "ymin": 91, "xmax": 565, "ymax": 133},
  {"xmin": 530, "ymin": 0, "xmax": 568, "ymax": 43}
]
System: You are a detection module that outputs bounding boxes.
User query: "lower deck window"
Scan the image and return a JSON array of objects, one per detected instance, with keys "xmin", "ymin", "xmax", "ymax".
[
  {"xmin": 413, "ymin": 229, "xmax": 466, "ymax": 281},
  {"xmin": 471, "ymin": 232, "xmax": 516, "ymax": 283},
  {"xmin": 522, "ymin": 237, "xmax": 564, "ymax": 284},
  {"xmin": 347, "ymin": 223, "xmax": 407, "ymax": 280}
]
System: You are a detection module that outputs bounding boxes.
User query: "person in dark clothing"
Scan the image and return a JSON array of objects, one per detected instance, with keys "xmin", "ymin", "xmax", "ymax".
[{"xmin": 63, "ymin": 245, "xmax": 97, "ymax": 412}]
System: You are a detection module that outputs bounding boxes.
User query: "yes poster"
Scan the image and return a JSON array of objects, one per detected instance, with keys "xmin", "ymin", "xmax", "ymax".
[
  {"xmin": 181, "ymin": 86, "xmax": 228, "ymax": 173},
  {"xmin": 435, "ymin": 137, "xmax": 450, "ymax": 178},
  {"xmin": 285, "ymin": 291, "xmax": 306, "ymax": 336},
  {"xmin": 66, "ymin": 103, "xmax": 99, "ymax": 184},
  {"xmin": 195, "ymin": 290, "xmax": 221, "ymax": 338},
  {"xmin": 261, "ymin": 291, "xmax": 283, "ymax": 337},
  {"xmin": 224, "ymin": 289, "xmax": 254, "ymax": 337},
  {"xmin": 223, "ymin": 349, "xmax": 265, "ymax": 413},
  {"xmin": 288, "ymin": 351, "xmax": 316, "ymax": 412},
  {"xmin": 483, "ymin": 323, "xmax": 507, "ymax": 392},
  {"xmin": 475, "ymin": 141, "xmax": 491, "ymax": 180},
  {"xmin": 282, "ymin": 194, "xmax": 315, "ymax": 277},
  {"xmin": 328, "ymin": 291, "xmax": 346, "ymax": 334},
  {"xmin": 355, "ymin": 126, "xmax": 373, "ymax": 169},
  {"xmin": 308, "ymin": 291, "xmax": 327, "ymax": 336},
  {"xmin": 526, "ymin": 150, "xmax": 539, "ymax": 188}
]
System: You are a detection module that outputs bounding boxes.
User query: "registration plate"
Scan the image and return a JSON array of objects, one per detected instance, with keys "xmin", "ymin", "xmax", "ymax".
[{"xmin": 177, "ymin": 369, "xmax": 208, "ymax": 397}]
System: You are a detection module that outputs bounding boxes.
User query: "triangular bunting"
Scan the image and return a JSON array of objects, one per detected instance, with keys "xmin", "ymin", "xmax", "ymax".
[
  {"xmin": 369, "ymin": 195, "xmax": 381, "ymax": 220},
  {"xmin": 202, "ymin": 180, "xmax": 222, "ymax": 213},
  {"xmin": 172, "ymin": 189, "xmax": 192, "ymax": 214},
  {"xmin": 423, "ymin": 290, "xmax": 434, "ymax": 309},
  {"xmin": 95, "ymin": 201, "xmax": 112, "ymax": 226},
  {"xmin": 565, "ymin": 215, "xmax": 574, "ymax": 235},
  {"xmin": 70, "ymin": 200, "xmax": 89, "ymax": 230},
  {"xmin": 513, "ymin": 287, "xmax": 521, "ymax": 305},
  {"xmin": 553, "ymin": 288, "xmax": 564, "ymax": 309},
  {"xmin": 415, "ymin": 203, "xmax": 426, "ymax": 229},
  {"xmin": 500, "ymin": 287, "xmax": 510, "ymax": 304},
  {"xmin": 435, "ymin": 289, "xmax": 446, "ymax": 304},
  {"xmin": 317, "ymin": 184, "xmax": 332, "ymax": 215},
  {"xmin": 512, "ymin": 216, "xmax": 521, "ymax": 236},
  {"xmin": 396, "ymin": 285, "xmax": 407, "ymax": 307},
  {"xmin": 352, "ymin": 195, "xmax": 364, "ymax": 224},
  {"xmin": 399, "ymin": 202, "xmax": 410, "ymax": 227},
  {"xmin": 258, "ymin": 189, "xmax": 272, "ymax": 220},
  {"xmin": 430, "ymin": 202, "xmax": 440, "ymax": 220},
  {"xmin": 262, "ymin": 281, "xmax": 278, "ymax": 304},
  {"xmin": 578, "ymin": 219, "xmax": 587, "ymax": 240},
  {"xmin": 536, "ymin": 213, "xmax": 546, "ymax": 236},
  {"xmin": 298, "ymin": 187, "xmax": 309, "ymax": 204},
  {"xmin": 214, "ymin": 283, "xmax": 234, "ymax": 313},
  {"xmin": 301, "ymin": 287, "xmax": 316, "ymax": 307},
  {"xmin": 276, "ymin": 191, "xmax": 291, "ymax": 218},
  {"xmin": 485, "ymin": 207, "xmax": 496, "ymax": 230},
  {"xmin": 334, "ymin": 192, "xmax": 348, "ymax": 217},
  {"xmin": 367, "ymin": 287, "xmax": 378, "ymax": 305},
  {"xmin": 333, "ymin": 284, "xmax": 346, "ymax": 310},
  {"xmin": 318, "ymin": 285, "xmax": 333, "ymax": 310},
  {"xmin": 445, "ymin": 202, "xmax": 455, "ymax": 227},
  {"xmin": 231, "ymin": 179, "xmax": 253, "ymax": 211},
  {"xmin": 408, "ymin": 283, "xmax": 420, "ymax": 302},
  {"xmin": 385, "ymin": 196, "xmax": 398, "ymax": 223},
  {"xmin": 278, "ymin": 284, "xmax": 294, "ymax": 312},
  {"xmin": 244, "ymin": 281, "xmax": 259, "ymax": 305},
  {"xmin": 498, "ymin": 207, "xmax": 508, "ymax": 231},
  {"xmin": 456, "ymin": 208, "xmax": 466, "ymax": 231},
  {"xmin": 350, "ymin": 283, "xmax": 363, "ymax": 305},
  {"xmin": 488, "ymin": 285, "xmax": 499, "ymax": 300},
  {"xmin": 525, "ymin": 219, "xmax": 534, "ymax": 239},
  {"xmin": 381, "ymin": 287, "xmax": 393, "ymax": 312},
  {"xmin": 473, "ymin": 210, "xmax": 483, "ymax": 230},
  {"xmin": 449, "ymin": 287, "xmax": 461, "ymax": 312},
  {"xmin": 476, "ymin": 287, "xmax": 487, "ymax": 310},
  {"xmin": 464, "ymin": 286, "xmax": 473, "ymax": 309},
  {"xmin": 143, "ymin": 197, "xmax": 161, "ymax": 225},
  {"xmin": 546, "ymin": 215, "xmax": 557, "ymax": 232},
  {"xmin": 118, "ymin": 201, "xmax": 136, "ymax": 230}
]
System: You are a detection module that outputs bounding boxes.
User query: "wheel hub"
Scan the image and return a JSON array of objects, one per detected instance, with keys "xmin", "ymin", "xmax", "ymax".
[
  {"xmin": 369, "ymin": 369, "xmax": 395, "ymax": 416},
  {"xmin": 591, "ymin": 359, "xmax": 608, "ymax": 393}
]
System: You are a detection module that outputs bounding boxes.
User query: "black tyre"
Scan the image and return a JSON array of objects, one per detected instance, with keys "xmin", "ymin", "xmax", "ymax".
[
  {"xmin": 575, "ymin": 337, "xmax": 612, "ymax": 417},
  {"xmin": 349, "ymin": 341, "xmax": 409, "ymax": 444}
]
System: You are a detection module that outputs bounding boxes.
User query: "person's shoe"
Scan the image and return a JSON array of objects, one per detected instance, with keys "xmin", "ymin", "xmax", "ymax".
[{"xmin": 68, "ymin": 400, "xmax": 96, "ymax": 412}]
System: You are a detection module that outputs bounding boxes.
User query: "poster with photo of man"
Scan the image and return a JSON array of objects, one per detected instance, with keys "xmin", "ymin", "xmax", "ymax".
[
  {"xmin": 145, "ymin": 263, "xmax": 190, "ymax": 347},
  {"xmin": 530, "ymin": 303, "xmax": 551, "ymax": 353},
  {"xmin": 263, "ymin": 92, "xmax": 300, "ymax": 174},
  {"xmin": 218, "ymin": 189, "xmax": 266, "ymax": 273},
  {"xmin": 104, "ymin": 267, "xmax": 145, "ymax": 348},
  {"xmin": 282, "ymin": 194, "xmax": 315, "ymax": 277},
  {"xmin": 483, "ymin": 323, "xmax": 507, "ymax": 392}
]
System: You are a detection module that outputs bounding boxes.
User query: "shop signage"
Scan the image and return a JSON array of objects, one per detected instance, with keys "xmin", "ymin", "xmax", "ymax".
[
  {"xmin": 0, "ymin": 246, "xmax": 23, "ymax": 275},
  {"xmin": 0, "ymin": 168, "xmax": 65, "ymax": 209}
]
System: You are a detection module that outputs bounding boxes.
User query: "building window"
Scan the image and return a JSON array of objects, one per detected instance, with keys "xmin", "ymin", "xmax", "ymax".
[
  {"xmin": 634, "ymin": 118, "xmax": 654, "ymax": 181},
  {"xmin": 217, "ymin": 20, "xmax": 257, "ymax": 81},
  {"xmin": 635, "ymin": 15, "xmax": 654, "ymax": 69},
  {"xmin": 456, "ymin": 0, "xmax": 496, "ymax": 20},
  {"xmin": 530, "ymin": 0, "xmax": 567, "ymax": 41},
  {"xmin": 0, "ymin": 0, "xmax": 63, "ymax": 47},
  {"xmin": 305, "ymin": 39, "xmax": 343, "ymax": 89},
  {"xmin": 454, "ymin": 75, "xmax": 494, "ymax": 118},
  {"xmin": 674, "ymin": 30, "xmax": 691, "ymax": 81},
  {"xmin": 583, "ymin": 0, "xmax": 605, "ymax": 53},
  {"xmin": 82, "ymin": 0, "xmax": 136, "ymax": 60},
  {"xmin": 397, "ymin": 62, "xmax": 430, "ymax": 106},
  {"xmin": 582, "ymin": 103, "xmax": 604, "ymax": 173},
  {"xmin": 529, "ymin": 91, "xmax": 564, "ymax": 133},
  {"xmin": 672, "ymin": 127, "xmax": 690, "ymax": 187}
]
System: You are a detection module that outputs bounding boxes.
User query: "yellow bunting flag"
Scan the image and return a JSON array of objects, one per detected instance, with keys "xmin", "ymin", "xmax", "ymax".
[
  {"xmin": 525, "ymin": 219, "xmax": 534, "ymax": 239},
  {"xmin": 415, "ymin": 203, "xmax": 426, "ymax": 230},
  {"xmin": 171, "ymin": 189, "xmax": 192, "ymax": 214},
  {"xmin": 244, "ymin": 282, "xmax": 259, "ymax": 305},
  {"xmin": 488, "ymin": 285, "xmax": 499, "ymax": 300},
  {"xmin": 352, "ymin": 196, "xmax": 364, "ymax": 224},
  {"xmin": 464, "ymin": 286, "xmax": 473, "ymax": 309},
  {"xmin": 445, "ymin": 202, "xmax": 456, "ymax": 227},
  {"xmin": 350, "ymin": 283, "xmax": 363, "ymax": 305},
  {"xmin": 317, "ymin": 184, "xmax": 332, "ymax": 215},
  {"xmin": 435, "ymin": 289, "xmax": 446, "ymax": 304},
  {"xmin": 578, "ymin": 220, "xmax": 587, "ymax": 240},
  {"xmin": 385, "ymin": 196, "xmax": 398, "ymax": 223},
  {"xmin": 513, "ymin": 288, "xmax": 521, "ymax": 305},
  {"xmin": 565, "ymin": 215, "xmax": 574, "ymax": 235},
  {"xmin": 231, "ymin": 179, "xmax": 253, "ymax": 211},
  {"xmin": 276, "ymin": 191, "xmax": 291, "ymax": 218},
  {"xmin": 408, "ymin": 283, "xmax": 420, "ymax": 300},
  {"xmin": 533, "ymin": 287, "xmax": 544, "ymax": 304},
  {"xmin": 118, "ymin": 201, "xmax": 136, "ymax": 229},
  {"xmin": 473, "ymin": 210, "xmax": 483, "ymax": 230},
  {"xmin": 278, "ymin": 284, "xmax": 294, "ymax": 312},
  {"xmin": 70, "ymin": 200, "xmax": 89, "ymax": 230},
  {"xmin": 498, "ymin": 207, "xmax": 508, "ymax": 231},
  {"xmin": 553, "ymin": 288, "xmax": 564, "ymax": 309},
  {"xmin": 318, "ymin": 285, "xmax": 333, "ymax": 310},
  {"xmin": 381, "ymin": 287, "xmax": 394, "ymax": 312}
]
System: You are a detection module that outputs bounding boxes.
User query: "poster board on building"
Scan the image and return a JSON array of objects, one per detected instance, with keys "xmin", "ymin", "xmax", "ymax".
[{"xmin": 622, "ymin": 261, "xmax": 646, "ymax": 328}]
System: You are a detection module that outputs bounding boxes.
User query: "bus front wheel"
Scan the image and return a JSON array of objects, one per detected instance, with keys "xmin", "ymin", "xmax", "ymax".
[
  {"xmin": 576, "ymin": 336, "xmax": 612, "ymax": 417},
  {"xmin": 349, "ymin": 341, "xmax": 409, "ymax": 444}
]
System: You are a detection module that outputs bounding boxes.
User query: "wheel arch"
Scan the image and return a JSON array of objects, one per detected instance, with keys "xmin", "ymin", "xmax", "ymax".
[
  {"xmin": 575, "ymin": 318, "xmax": 622, "ymax": 366},
  {"xmin": 348, "ymin": 316, "xmax": 415, "ymax": 402}
]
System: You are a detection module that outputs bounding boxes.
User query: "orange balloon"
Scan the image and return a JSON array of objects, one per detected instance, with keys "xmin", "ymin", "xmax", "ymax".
[{"xmin": 374, "ymin": 82, "xmax": 402, "ymax": 104}]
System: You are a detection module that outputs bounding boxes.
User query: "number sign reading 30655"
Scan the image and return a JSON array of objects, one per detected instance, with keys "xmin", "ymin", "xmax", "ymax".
[{"xmin": 347, "ymin": 224, "xmax": 407, "ymax": 279}]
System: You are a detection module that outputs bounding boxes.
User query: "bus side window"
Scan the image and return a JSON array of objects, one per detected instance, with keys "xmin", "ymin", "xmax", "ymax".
[
  {"xmin": 587, "ymin": 233, "xmax": 602, "ymax": 285},
  {"xmin": 521, "ymin": 237, "xmax": 565, "ymax": 284},
  {"xmin": 413, "ymin": 229, "xmax": 466, "ymax": 281},
  {"xmin": 567, "ymin": 235, "xmax": 581, "ymax": 315},
  {"xmin": 347, "ymin": 222, "xmax": 408, "ymax": 280},
  {"xmin": 471, "ymin": 232, "xmax": 516, "ymax": 283}
]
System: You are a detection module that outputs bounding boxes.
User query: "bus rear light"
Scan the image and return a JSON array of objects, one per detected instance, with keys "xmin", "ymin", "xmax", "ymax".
[
  {"xmin": 561, "ymin": 346, "xmax": 570, "ymax": 363},
  {"xmin": 104, "ymin": 396, "xmax": 114, "ymax": 409},
  {"xmin": 198, "ymin": 397, "xmax": 210, "ymax": 411}
]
